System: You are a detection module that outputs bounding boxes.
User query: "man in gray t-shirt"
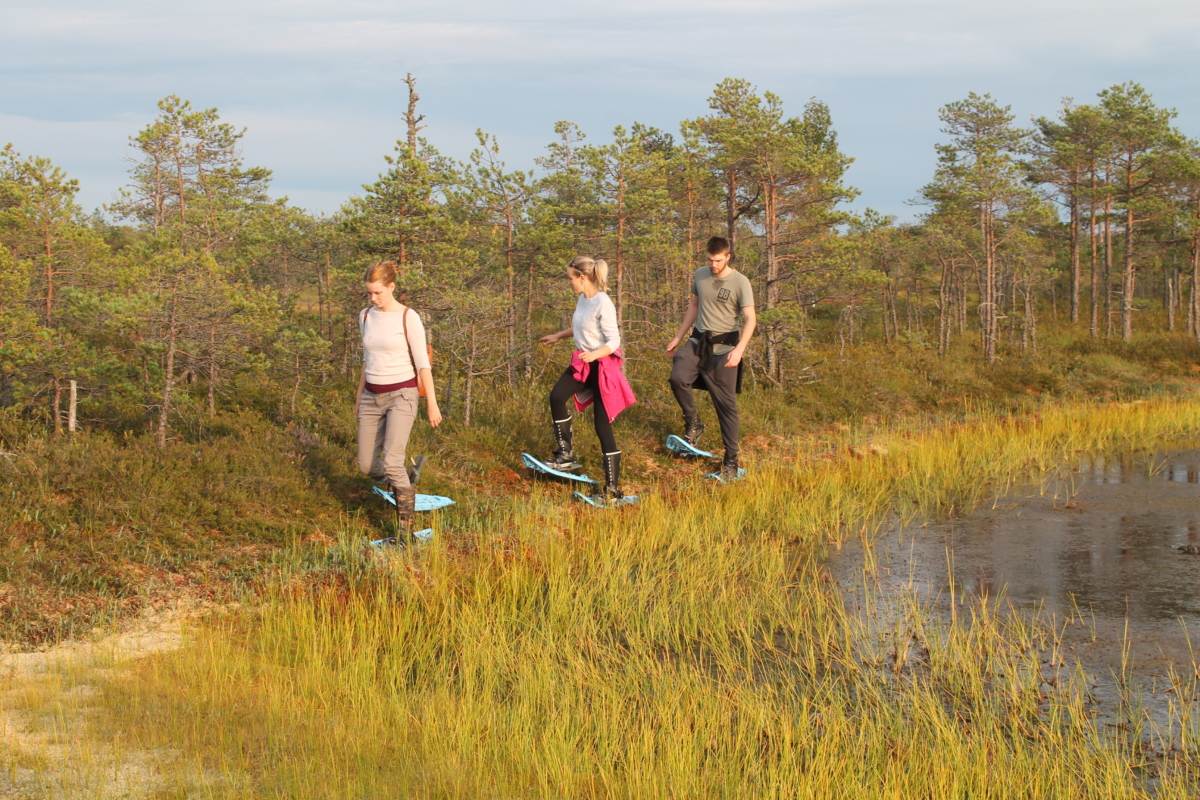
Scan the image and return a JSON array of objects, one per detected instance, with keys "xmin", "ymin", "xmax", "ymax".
[
  {"xmin": 691, "ymin": 265, "xmax": 754, "ymax": 355},
  {"xmin": 666, "ymin": 236, "xmax": 757, "ymax": 479}
]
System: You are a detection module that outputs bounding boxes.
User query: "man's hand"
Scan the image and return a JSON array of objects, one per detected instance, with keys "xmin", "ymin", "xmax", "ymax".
[
  {"xmin": 725, "ymin": 349, "xmax": 743, "ymax": 368},
  {"xmin": 667, "ymin": 336, "xmax": 682, "ymax": 356}
]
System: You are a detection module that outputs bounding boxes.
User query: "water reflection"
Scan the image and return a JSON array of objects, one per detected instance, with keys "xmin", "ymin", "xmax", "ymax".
[{"xmin": 829, "ymin": 447, "xmax": 1200, "ymax": 719}]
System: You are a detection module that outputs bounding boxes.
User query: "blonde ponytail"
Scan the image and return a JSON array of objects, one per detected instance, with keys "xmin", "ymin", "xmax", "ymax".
[{"xmin": 568, "ymin": 255, "xmax": 609, "ymax": 292}]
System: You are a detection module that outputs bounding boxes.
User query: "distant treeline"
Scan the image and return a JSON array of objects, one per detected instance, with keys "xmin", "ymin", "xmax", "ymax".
[{"xmin": 2, "ymin": 77, "xmax": 1198, "ymax": 440}]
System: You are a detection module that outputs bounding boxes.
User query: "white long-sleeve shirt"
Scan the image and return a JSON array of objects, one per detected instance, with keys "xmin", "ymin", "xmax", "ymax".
[
  {"xmin": 572, "ymin": 292, "xmax": 621, "ymax": 353},
  {"xmin": 360, "ymin": 307, "xmax": 431, "ymax": 384}
]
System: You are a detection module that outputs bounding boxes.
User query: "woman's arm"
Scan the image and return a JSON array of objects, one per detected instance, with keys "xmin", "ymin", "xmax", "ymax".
[
  {"xmin": 355, "ymin": 368, "xmax": 366, "ymax": 416},
  {"xmin": 403, "ymin": 310, "xmax": 441, "ymax": 427},
  {"xmin": 418, "ymin": 368, "xmax": 442, "ymax": 427},
  {"xmin": 578, "ymin": 345, "xmax": 612, "ymax": 363},
  {"xmin": 538, "ymin": 328, "xmax": 573, "ymax": 345}
]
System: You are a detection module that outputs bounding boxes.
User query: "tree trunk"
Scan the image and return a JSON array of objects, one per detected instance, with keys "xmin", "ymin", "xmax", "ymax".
[
  {"xmin": 938, "ymin": 261, "xmax": 953, "ymax": 357},
  {"xmin": 882, "ymin": 285, "xmax": 894, "ymax": 345},
  {"xmin": 157, "ymin": 290, "xmax": 178, "ymax": 448},
  {"xmin": 404, "ymin": 73, "xmax": 426, "ymax": 152},
  {"xmin": 464, "ymin": 323, "xmax": 477, "ymax": 427},
  {"xmin": 1104, "ymin": 195, "xmax": 1114, "ymax": 337},
  {"xmin": 615, "ymin": 176, "xmax": 626, "ymax": 325},
  {"xmin": 524, "ymin": 256, "xmax": 535, "ymax": 379},
  {"xmin": 1191, "ymin": 195, "xmax": 1200, "ymax": 340},
  {"xmin": 505, "ymin": 208, "xmax": 516, "ymax": 387},
  {"xmin": 764, "ymin": 181, "xmax": 780, "ymax": 382},
  {"xmin": 68, "ymin": 380, "xmax": 77, "ymax": 433},
  {"xmin": 1026, "ymin": 282, "xmax": 1038, "ymax": 357},
  {"xmin": 725, "ymin": 170, "xmax": 738, "ymax": 251},
  {"xmin": 1069, "ymin": 174, "xmax": 1080, "ymax": 324},
  {"xmin": 52, "ymin": 378, "xmax": 62, "ymax": 434},
  {"xmin": 1166, "ymin": 264, "xmax": 1177, "ymax": 333},
  {"xmin": 980, "ymin": 203, "xmax": 997, "ymax": 364},
  {"xmin": 1121, "ymin": 200, "xmax": 1136, "ymax": 341},
  {"xmin": 207, "ymin": 323, "xmax": 217, "ymax": 416},
  {"xmin": 42, "ymin": 226, "xmax": 55, "ymax": 326},
  {"xmin": 1089, "ymin": 184, "xmax": 1099, "ymax": 338}
]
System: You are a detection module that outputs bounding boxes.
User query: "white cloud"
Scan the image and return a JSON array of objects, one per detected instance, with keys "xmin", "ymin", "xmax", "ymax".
[
  {"xmin": 6, "ymin": 0, "xmax": 1198, "ymax": 76},
  {"xmin": 3, "ymin": 0, "xmax": 1199, "ymax": 218}
]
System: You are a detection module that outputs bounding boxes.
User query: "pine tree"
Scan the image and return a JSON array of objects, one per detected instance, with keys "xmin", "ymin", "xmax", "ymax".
[{"xmin": 921, "ymin": 93, "xmax": 1051, "ymax": 363}]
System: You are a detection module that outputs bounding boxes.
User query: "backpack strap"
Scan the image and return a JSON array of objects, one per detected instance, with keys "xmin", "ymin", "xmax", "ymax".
[{"xmin": 401, "ymin": 306, "xmax": 418, "ymax": 368}]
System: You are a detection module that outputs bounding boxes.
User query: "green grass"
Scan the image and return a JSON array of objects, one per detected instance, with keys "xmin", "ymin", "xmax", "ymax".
[{"xmin": 7, "ymin": 399, "xmax": 1200, "ymax": 797}]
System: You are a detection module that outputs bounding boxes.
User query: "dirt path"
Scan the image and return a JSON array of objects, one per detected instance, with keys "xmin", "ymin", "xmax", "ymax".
[{"xmin": 0, "ymin": 606, "xmax": 213, "ymax": 799}]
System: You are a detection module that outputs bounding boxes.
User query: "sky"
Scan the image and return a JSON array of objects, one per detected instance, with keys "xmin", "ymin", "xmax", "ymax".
[{"xmin": 3, "ymin": 0, "xmax": 1199, "ymax": 222}]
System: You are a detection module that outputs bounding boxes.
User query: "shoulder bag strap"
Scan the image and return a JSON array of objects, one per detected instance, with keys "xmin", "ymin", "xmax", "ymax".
[{"xmin": 401, "ymin": 305, "xmax": 415, "ymax": 363}]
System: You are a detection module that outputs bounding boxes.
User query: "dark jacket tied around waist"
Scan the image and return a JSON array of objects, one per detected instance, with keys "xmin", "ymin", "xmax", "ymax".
[{"xmin": 689, "ymin": 328, "xmax": 744, "ymax": 394}]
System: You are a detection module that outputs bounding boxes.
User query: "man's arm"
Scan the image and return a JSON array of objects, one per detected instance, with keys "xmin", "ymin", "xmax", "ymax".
[
  {"xmin": 666, "ymin": 295, "xmax": 699, "ymax": 355},
  {"xmin": 725, "ymin": 305, "xmax": 756, "ymax": 367}
]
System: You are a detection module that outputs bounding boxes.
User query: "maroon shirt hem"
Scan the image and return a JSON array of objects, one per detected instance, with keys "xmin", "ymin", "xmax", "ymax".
[{"xmin": 365, "ymin": 377, "xmax": 418, "ymax": 393}]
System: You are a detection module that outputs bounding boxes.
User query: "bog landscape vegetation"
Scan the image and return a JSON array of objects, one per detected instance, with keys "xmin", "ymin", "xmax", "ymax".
[{"xmin": 3, "ymin": 76, "xmax": 1200, "ymax": 797}]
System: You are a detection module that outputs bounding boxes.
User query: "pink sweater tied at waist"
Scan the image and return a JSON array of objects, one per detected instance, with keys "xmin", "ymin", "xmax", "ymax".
[{"xmin": 569, "ymin": 349, "xmax": 636, "ymax": 423}]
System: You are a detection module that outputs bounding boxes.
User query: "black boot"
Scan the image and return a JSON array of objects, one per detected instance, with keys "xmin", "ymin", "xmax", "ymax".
[
  {"xmin": 719, "ymin": 451, "xmax": 740, "ymax": 481},
  {"xmin": 597, "ymin": 451, "xmax": 623, "ymax": 502},
  {"xmin": 544, "ymin": 417, "xmax": 582, "ymax": 471},
  {"xmin": 406, "ymin": 454, "xmax": 427, "ymax": 487},
  {"xmin": 683, "ymin": 415, "xmax": 706, "ymax": 447}
]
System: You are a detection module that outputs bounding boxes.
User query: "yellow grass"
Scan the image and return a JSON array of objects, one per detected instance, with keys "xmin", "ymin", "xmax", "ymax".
[{"xmin": 6, "ymin": 399, "xmax": 1200, "ymax": 798}]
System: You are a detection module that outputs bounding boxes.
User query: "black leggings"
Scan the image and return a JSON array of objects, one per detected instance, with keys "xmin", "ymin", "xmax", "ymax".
[{"xmin": 549, "ymin": 365, "xmax": 618, "ymax": 454}]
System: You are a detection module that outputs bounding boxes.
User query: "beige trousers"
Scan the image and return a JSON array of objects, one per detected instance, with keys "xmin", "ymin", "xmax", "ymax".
[{"xmin": 356, "ymin": 388, "xmax": 418, "ymax": 490}]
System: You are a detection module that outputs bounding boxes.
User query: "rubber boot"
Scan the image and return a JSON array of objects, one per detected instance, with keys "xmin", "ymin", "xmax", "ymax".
[
  {"xmin": 392, "ymin": 482, "xmax": 416, "ymax": 536},
  {"xmin": 719, "ymin": 451, "xmax": 740, "ymax": 481},
  {"xmin": 544, "ymin": 417, "xmax": 582, "ymax": 471},
  {"xmin": 406, "ymin": 454, "xmax": 427, "ymax": 487},
  {"xmin": 595, "ymin": 451, "xmax": 623, "ymax": 505},
  {"xmin": 683, "ymin": 415, "xmax": 707, "ymax": 447}
]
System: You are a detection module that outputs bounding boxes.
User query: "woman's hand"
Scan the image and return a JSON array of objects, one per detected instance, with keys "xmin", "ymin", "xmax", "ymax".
[
  {"xmin": 426, "ymin": 401, "xmax": 443, "ymax": 428},
  {"xmin": 538, "ymin": 333, "xmax": 559, "ymax": 345},
  {"xmin": 578, "ymin": 348, "xmax": 607, "ymax": 363}
]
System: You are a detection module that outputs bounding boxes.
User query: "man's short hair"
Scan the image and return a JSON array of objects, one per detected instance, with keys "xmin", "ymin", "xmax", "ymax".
[{"xmin": 705, "ymin": 236, "xmax": 732, "ymax": 256}]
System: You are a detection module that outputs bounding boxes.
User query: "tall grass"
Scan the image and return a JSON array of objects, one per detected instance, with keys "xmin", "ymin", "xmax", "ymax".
[{"xmin": 7, "ymin": 399, "xmax": 1200, "ymax": 797}]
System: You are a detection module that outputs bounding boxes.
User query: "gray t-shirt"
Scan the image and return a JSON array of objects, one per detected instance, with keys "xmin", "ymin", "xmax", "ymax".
[{"xmin": 690, "ymin": 266, "xmax": 754, "ymax": 354}]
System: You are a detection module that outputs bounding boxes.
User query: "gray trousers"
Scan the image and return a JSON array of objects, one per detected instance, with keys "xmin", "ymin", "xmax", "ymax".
[
  {"xmin": 356, "ymin": 388, "xmax": 418, "ymax": 490},
  {"xmin": 669, "ymin": 341, "xmax": 739, "ymax": 457}
]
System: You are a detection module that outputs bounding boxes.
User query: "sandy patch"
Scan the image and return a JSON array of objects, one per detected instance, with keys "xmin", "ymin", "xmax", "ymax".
[{"xmin": 0, "ymin": 604, "xmax": 226, "ymax": 799}]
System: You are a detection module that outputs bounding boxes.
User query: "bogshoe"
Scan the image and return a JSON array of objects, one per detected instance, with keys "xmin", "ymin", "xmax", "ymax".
[{"xmin": 683, "ymin": 416, "xmax": 706, "ymax": 447}]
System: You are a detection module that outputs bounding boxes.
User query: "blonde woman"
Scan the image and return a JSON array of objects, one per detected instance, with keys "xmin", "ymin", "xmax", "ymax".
[
  {"xmin": 537, "ymin": 256, "xmax": 635, "ymax": 501},
  {"xmin": 356, "ymin": 261, "xmax": 442, "ymax": 532}
]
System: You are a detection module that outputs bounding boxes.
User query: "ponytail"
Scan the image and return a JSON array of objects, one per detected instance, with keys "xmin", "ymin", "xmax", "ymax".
[{"xmin": 568, "ymin": 255, "xmax": 608, "ymax": 292}]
